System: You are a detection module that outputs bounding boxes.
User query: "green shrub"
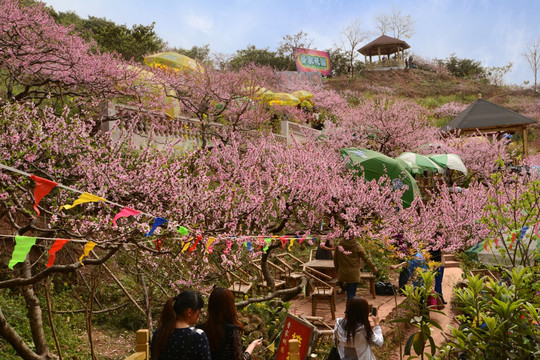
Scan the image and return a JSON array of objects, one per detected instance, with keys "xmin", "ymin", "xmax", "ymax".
[{"xmin": 436, "ymin": 266, "xmax": 540, "ymax": 359}]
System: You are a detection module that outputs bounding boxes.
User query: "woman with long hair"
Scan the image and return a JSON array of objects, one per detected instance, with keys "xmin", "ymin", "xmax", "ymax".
[
  {"xmin": 333, "ymin": 296, "xmax": 383, "ymax": 360},
  {"xmin": 203, "ymin": 287, "xmax": 262, "ymax": 360},
  {"xmin": 151, "ymin": 290, "xmax": 211, "ymax": 360}
]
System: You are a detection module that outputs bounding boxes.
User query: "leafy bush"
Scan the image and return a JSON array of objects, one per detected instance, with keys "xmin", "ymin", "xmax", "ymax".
[
  {"xmin": 440, "ymin": 55, "xmax": 486, "ymax": 80},
  {"xmin": 436, "ymin": 266, "xmax": 540, "ymax": 359},
  {"xmin": 389, "ymin": 270, "xmax": 444, "ymax": 359}
]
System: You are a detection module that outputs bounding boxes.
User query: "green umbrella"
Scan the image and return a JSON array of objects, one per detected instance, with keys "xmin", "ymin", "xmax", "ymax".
[
  {"xmin": 397, "ymin": 152, "xmax": 443, "ymax": 174},
  {"xmin": 341, "ymin": 148, "xmax": 421, "ymax": 208},
  {"xmin": 428, "ymin": 154, "xmax": 467, "ymax": 175}
]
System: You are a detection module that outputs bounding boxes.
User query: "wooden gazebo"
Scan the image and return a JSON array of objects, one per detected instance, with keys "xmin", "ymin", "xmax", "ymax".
[
  {"xmin": 440, "ymin": 98, "xmax": 537, "ymax": 156},
  {"xmin": 357, "ymin": 35, "xmax": 410, "ymax": 70}
]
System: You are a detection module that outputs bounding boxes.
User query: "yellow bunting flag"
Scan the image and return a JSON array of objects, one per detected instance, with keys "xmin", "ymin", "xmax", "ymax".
[
  {"xmin": 267, "ymin": 342, "xmax": 275, "ymax": 354},
  {"xmin": 60, "ymin": 193, "xmax": 106, "ymax": 211},
  {"xmin": 288, "ymin": 237, "xmax": 295, "ymax": 251},
  {"xmin": 206, "ymin": 237, "xmax": 216, "ymax": 253},
  {"xmin": 182, "ymin": 238, "xmax": 192, "ymax": 253},
  {"xmin": 79, "ymin": 241, "xmax": 97, "ymax": 265}
]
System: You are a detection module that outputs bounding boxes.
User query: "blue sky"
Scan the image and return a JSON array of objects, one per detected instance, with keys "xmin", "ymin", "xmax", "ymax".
[{"xmin": 43, "ymin": 0, "xmax": 540, "ymax": 86}]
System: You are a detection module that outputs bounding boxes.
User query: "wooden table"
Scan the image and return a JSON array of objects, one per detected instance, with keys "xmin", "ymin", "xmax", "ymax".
[{"xmin": 303, "ymin": 259, "xmax": 334, "ymax": 271}]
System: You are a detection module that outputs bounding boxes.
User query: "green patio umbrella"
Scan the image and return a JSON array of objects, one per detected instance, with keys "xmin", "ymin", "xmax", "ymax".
[
  {"xmin": 341, "ymin": 148, "xmax": 420, "ymax": 208},
  {"xmin": 397, "ymin": 152, "xmax": 443, "ymax": 174},
  {"xmin": 428, "ymin": 154, "xmax": 468, "ymax": 175}
]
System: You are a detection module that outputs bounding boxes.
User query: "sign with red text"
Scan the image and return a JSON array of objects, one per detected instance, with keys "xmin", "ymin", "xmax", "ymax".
[
  {"xmin": 276, "ymin": 313, "xmax": 316, "ymax": 360},
  {"xmin": 293, "ymin": 48, "xmax": 332, "ymax": 77}
]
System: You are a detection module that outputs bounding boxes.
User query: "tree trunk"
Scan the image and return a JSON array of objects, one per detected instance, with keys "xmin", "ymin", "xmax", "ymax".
[
  {"xmin": 21, "ymin": 258, "xmax": 52, "ymax": 359},
  {"xmin": 0, "ymin": 306, "xmax": 43, "ymax": 360},
  {"xmin": 260, "ymin": 243, "xmax": 281, "ymax": 291}
]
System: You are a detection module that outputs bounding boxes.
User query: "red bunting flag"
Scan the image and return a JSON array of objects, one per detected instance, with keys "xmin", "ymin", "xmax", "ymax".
[
  {"xmin": 189, "ymin": 235, "xmax": 202, "ymax": 253},
  {"xmin": 509, "ymin": 232, "xmax": 516, "ymax": 250},
  {"xmin": 112, "ymin": 207, "xmax": 141, "ymax": 227},
  {"xmin": 46, "ymin": 239, "xmax": 69, "ymax": 267},
  {"xmin": 30, "ymin": 175, "xmax": 58, "ymax": 217}
]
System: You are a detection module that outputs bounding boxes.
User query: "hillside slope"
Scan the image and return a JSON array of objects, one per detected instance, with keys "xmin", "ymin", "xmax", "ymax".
[{"xmin": 325, "ymin": 69, "xmax": 540, "ymax": 151}]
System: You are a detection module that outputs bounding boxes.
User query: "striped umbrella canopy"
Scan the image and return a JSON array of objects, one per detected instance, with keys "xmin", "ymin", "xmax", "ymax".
[
  {"xmin": 267, "ymin": 93, "xmax": 301, "ymax": 106},
  {"xmin": 291, "ymin": 90, "xmax": 314, "ymax": 101},
  {"xmin": 144, "ymin": 52, "xmax": 204, "ymax": 73},
  {"xmin": 428, "ymin": 154, "xmax": 468, "ymax": 175},
  {"xmin": 341, "ymin": 148, "xmax": 420, "ymax": 208},
  {"xmin": 397, "ymin": 152, "xmax": 443, "ymax": 174}
]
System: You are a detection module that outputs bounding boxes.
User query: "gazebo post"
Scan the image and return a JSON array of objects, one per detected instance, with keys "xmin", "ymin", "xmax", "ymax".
[
  {"xmin": 522, "ymin": 125, "xmax": 529, "ymax": 157},
  {"xmin": 378, "ymin": 47, "xmax": 381, "ymax": 62}
]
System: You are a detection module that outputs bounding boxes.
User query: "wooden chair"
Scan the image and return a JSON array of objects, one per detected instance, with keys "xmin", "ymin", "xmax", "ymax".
[
  {"xmin": 226, "ymin": 268, "xmax": 253, "ymax": 298},
  {"xmin": 359, "ymin": 258, "xmax": 376, "ymax": 299},
  {"xmin": 275, "ymin": 253, "xmax": 305, "ymax": 287},
  {"xmin": 303, "ymin": 266, "xmax": 336, "ymax": 319},
  {"xmin": 251, "ymin": 259, "xmax": 287, "ymax": 291}
]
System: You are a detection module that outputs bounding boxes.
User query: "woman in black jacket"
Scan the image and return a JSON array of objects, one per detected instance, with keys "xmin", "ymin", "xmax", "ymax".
[{"xmin": 203, "ymin": 287, "xmax": 262, "ymax": 360}]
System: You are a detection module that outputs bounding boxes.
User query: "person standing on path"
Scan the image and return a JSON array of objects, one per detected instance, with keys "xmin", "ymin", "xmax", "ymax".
[
  {"xmin": 334, "ymin": 237, "xmax": 378, "ymax": 304},
  {"xmin": 334, "ymin": 296, "xmax": 384, "ymax": 360}
]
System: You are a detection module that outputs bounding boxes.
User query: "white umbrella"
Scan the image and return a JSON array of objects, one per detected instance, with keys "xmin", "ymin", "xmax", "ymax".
[
  {"xmin": 428, "ymin": 154, "xmax": 468, "ymax": 175},
  {"xmin": 397, "ymin": 152, "xmax": 444, "ymax": 174}
]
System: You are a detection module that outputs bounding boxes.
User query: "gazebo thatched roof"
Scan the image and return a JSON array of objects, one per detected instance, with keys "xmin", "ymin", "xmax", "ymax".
[
  {"xmin": 358, "ymin": 35, "xmax": 410, "ymax": 57},
  {"xmin": 440, "ymin": 98, "xmax": 536, "ymax": 132}
]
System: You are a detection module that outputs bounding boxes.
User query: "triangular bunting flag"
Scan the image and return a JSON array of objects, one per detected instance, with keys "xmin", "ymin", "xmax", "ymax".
[
  {"xmin": 206, "ymin": 237, "xmax": 216, "ymax": 253},
  {"xmin": 30, "ymin": 175, "xmax": 57, "ymax": 217},
  {"xmin": 9, "ymin": 236, "xmax": 37, "ymax": 269},
  {"xmin": 267, "ymin": 342, "xmax": 275, "ymax": 354},
  {"xmin": 60, "ymin": 192, "xmax": 106, "ymax": 211},
  {"xmin": 79, "ymin": 241, "xmax": 97, "ymax": 265},
  {"xmin": 112, "ymin": 207, "xmax": 141, "ymax": 227},
  {"xmin": 46, "ymin": 239, "xmax": 69, "ymax": 267},
  {"xmin": 145, "ymin": 217, "xmax": 168, "ymax": 237},
  {"xmin": 189, "ymin": 235, "xmax": 202, "ymax": 253},
  {"xmin": 177, "ymin": 226, "xmax": 189, "ymax": 236},
  {"xmin": 288, "ymin": 237, "xmax": 295, "ymax": 251}
]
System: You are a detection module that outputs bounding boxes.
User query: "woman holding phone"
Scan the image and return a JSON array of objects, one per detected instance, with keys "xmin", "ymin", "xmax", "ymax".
[{"xmin": 333, "ymin": 296, "xmax": 383, "ymax": 360}]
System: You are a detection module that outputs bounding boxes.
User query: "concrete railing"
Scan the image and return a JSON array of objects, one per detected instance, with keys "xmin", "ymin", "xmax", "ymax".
[
  {"xmin": 101, "ymin": 102, "xmax": 321, "ymax": 151},
  {"xmin": 125, "ymin": 329, "xmax": 149, "ymax": 360}
]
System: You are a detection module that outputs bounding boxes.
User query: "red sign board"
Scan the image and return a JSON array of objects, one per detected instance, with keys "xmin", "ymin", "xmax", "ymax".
[
  {"xmin": 275, "ymin": 313, "xmax": 316, "ymax": 360},
  {"xmin": 293, "ymin": 48, "xmax": 332, "ymax": 77}
]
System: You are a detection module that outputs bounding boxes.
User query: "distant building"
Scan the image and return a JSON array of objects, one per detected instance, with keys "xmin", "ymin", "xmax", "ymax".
[{"xmin": 358, "ymin": 35, "xmax": 410, "ymax": 71}]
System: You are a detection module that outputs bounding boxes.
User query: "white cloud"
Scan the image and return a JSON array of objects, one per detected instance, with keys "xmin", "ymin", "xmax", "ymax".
[{"xmin": 186, "ymin": 14, "xmax": 213, "ymax": 35}]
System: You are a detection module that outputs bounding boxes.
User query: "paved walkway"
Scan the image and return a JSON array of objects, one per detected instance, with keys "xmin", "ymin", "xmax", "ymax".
[{"xmin": 289, "ymin": 266, "xmax": 463, "ymax": 358}]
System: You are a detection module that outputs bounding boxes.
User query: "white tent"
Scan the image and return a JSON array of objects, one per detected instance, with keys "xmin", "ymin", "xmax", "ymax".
[{"xmin": 474, "ymin": 227, "xmax": 539, "ymax": 267}]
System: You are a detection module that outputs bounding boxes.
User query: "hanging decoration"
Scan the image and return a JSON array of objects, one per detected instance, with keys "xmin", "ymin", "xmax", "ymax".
[
  {"xmin": 113, "ymin": 207, "xmax": 141, "ymax": 227},
  {"xmin": 177, "ymin": 226, "xmax": 189, "ymax": 236},
  {"xmin": 30, "ymin": 175, "xmax": 58, "ymax": 217},
  {"xmin": 145, "ymin": 217, "xmax": 168, "ymax": 237},
  {"xmin": 8, "ymin": 236, "xmax": 37, "ymax": 269},
  {"xmin": 46, "ymin": 239, "xmax": 69, "ymax": 267},
  {"xmin": 79, "ymin": 241, "xmax": 97, "ymax": 265},
  {"xmin": 60, "ymin": 192, "xmax": 106, "ymax": 211},
  {"xmin": 189, "ymin": 235, "xmax": 202, "ymax": 253},
  {"xmin": 206, "ymin": 237, "xmax": 216, "ymax": 253}
]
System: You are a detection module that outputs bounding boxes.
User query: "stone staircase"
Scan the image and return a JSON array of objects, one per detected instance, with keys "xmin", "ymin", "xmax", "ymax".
[{"xmin": 444, "ymin": 253, "xmax": 460, "ymax": 268}]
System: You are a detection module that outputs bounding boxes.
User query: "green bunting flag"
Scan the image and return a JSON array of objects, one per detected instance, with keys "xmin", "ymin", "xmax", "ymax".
[
  {"xmin": 177, "ymin": 226, "xmax": 189, "ymax": 236},
  {"xmin": 9, "ymin": 236, "xmax": 37, "ymax": 269}
]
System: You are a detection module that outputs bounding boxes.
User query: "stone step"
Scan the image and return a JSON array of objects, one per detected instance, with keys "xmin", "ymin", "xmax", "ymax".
[
  {"xmin": 445, "ymin": 260, "xmax": 460, "ymax": 268},
  {"xmin": 444, "ymin": 254, "xmax": 458, "ymax": 262}
]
